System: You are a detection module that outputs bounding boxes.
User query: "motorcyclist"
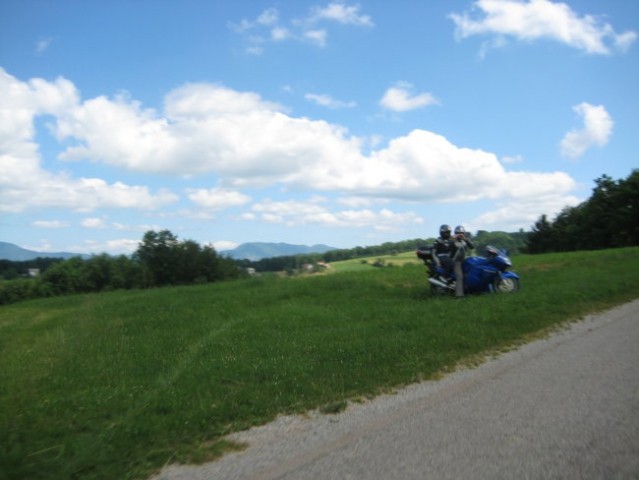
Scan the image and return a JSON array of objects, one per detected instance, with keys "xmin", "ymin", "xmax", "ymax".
[
  {"xmin": 430, "ymin": 224, "xmax": 454, "ymax": 282},
  {"xmin": 451, "ymin": 225, "xmax": 474, "ymax": 298}
]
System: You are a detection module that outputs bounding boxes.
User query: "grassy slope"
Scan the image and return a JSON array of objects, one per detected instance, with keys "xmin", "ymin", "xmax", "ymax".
[{"xmin": 1, "ymin": 247, "xmax": 638, "ymax": 480}]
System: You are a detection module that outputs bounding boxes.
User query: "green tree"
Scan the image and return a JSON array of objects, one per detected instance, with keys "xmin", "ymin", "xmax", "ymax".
[
  {"xmin": 525, "ymin": 214, "xmax": 554, "ymax": 253},
  {"xmin": 133, "ymin": 230, "xmax": 240, "ymax": 286},
  {"xmin": 525, "ymin": 170, "xmax": 639, "ymax": 253},
  {"xmin": 473, "ymin": 231, "xmax": 519, "ymax": 255},
  {"xmin": 134, "ymin": 230, "xmax": 181, "ymax": 286},
  {"xmin": 41, "ymin": 257, "xmax": 88, "ymax": 294}
]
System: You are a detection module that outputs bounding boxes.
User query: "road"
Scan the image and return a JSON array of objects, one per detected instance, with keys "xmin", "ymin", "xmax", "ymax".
[{"xmin": 152, "ymin": 299, "xmax": 639, "ymax": 480}]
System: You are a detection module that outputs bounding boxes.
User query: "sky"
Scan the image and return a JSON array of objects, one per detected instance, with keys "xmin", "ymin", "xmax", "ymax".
[{"xmin": 1, "ymin": 0, "xmax": 638, "ymax": 255}]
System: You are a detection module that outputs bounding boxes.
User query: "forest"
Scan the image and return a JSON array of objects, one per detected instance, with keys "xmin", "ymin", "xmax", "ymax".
[{"xmin": 525, "ymin": 170, "xmax": 639, "ymax": 253}]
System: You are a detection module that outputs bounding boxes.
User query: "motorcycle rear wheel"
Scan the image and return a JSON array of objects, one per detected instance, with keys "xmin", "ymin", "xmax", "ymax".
[{"xmin": 494, "ymin": 277, "xmax": 519, "ymax": 293}]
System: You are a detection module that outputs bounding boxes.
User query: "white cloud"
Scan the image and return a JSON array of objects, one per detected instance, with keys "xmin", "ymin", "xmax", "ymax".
[
  {"xmin": 231, "ymin": 2, "xmax": 373, "ymax": 52},
  {"xmin": 257, "ymin": 8, "xmax": 279, "ymax": 26},
  {"xmin": 271, "ymin": 27, "xmax": 291, "ymax": 41},
  {"xmin": 76, "ymin": 238, "xmax": 140, "ymax": 255},
  {"xmin": 305, "ymin": 93, "xmax": 356, "ymax": 109},
  {"xmin": 0, "ymin": 153, "xmax": 178, "ymax": 213},
  {"xmin": 337, "ymin": 196, "xmax": 389, "ymax": 208},
  {"xmin": 307, "ymin": 3, "xmax": 374, "ymax": 26},
  {"xmin": 228, "ymin": 8, "xmax": 278, "ymax": 33},
  {"xmin": 23, "ymin": 240, "xmax": 54, "ymax": 252},
  {"xmin": 501, "ymin": 154, "xmax": 524, "ymax": 164},
  {"xmin": 248, "ymin": 198, "xmax": 422, "ymax": 231},
  {"xmin": 251, "ymin": 198, "xmax": 327, "ymax": 225},
  {"xmin": 0, "ymin": 68, "xmax": 78, "ymax": 144},
  {"xmin": 560, "ymin": 103, "xmax": 613, "ymax": 159},
  {"xmin": 166, "ymin": 82, "xmax": 285, "ymax": 118},
  {"xmin": 36, "ymin": 37, "xmax": 53, "ymax": 54},
  {"xmin": 450, "ymin": 0, "xmax": 637, "ymax": 55},
  {"xmin": 0, "ymin": 69, "xmax": 179, "ymax": 214},
  {"xmin": 32, "ymin": 220, "xmax": 69, "ymax": 228},
  {"xmin": 187, "ymin": 188, "xmax": 251, "ymax": 210},
  {"xmin": 82, "ymin": 217, "xmax": 107, "ymax": 229},
  {"xmin": 472, "ymin": 193, "xmax": 581, "ymax": 231},
  {"xmin": 113, "ymin": 222, "xmax": 162, "ymax": 232},
  {"xmin": 211, "ymin": 240, "xmax": 239, "ymax": 251},
  {"xmin": 1, "ymin": 69, "xmax": 579, "ymax": 234},
  {"xmin": 303, "ymin": 29, "xmax": 328, "ymax": 47},
  {"xmin": 380, "ymin": 82, "xmax": 438, "ymax": 112}
]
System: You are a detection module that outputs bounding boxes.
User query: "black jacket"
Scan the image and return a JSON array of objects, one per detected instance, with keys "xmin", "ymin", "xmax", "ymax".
[{"xmin": 431, "ymin": 237, "xmax": 453, "ymax": 256}]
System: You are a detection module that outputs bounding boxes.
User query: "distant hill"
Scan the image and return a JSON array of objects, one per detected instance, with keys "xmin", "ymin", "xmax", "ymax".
[
  {"xmin": 0, "ymin": 242, "xmax": 89, "ymax": 261},
  {"xmin": 223, "ymin": 242, "xmax": 337, "ymax": 261}
]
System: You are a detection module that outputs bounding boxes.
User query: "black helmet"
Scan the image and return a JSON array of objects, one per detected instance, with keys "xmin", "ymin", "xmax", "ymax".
[
  {"xmin": 439, "ymin": 224, "xmax": 451, "ymax": 238},
  {"xmin": 454, "ymin": 225, "xmax": 466, "ymax": 235}
]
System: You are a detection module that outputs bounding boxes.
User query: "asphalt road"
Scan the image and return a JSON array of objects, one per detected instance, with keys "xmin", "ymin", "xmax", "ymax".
[{"xmin": 152, "ymin": 299, "xmax": 639, "ymax": 480}]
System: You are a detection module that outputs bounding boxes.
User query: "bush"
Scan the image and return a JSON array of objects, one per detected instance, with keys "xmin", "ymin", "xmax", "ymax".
[{"xmin": 0, "ymin": 279, "xmax": 44, "ymax": 305}]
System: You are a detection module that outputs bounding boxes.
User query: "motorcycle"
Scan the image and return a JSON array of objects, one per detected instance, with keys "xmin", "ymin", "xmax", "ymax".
[{"xmin": 416, "ymin": 245, "xmax": 520, "ymax": 295}]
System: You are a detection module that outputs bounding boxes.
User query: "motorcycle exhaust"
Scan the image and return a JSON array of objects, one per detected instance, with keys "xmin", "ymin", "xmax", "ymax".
[{"xmin": 428, "ymin": 277, "xmax": 454, "ymax": 290}]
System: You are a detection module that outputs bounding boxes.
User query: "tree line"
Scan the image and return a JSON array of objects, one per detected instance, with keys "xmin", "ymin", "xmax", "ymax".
[
  {"xmin": 525, "ymin": 170, "xmax": 639, "ymax": 253},
  {"xmin": 0, "ymin": 230, "xmax": 241, "ymax": 305}
]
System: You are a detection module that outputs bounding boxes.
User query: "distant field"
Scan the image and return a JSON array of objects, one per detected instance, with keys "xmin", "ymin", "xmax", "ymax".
[
  {"xmin": 1, "ymin": 247, "xmax": 638, "ymax": 480},
  {"xmin": 328, "ymin": 250, "xmax": 421, "ymax": 273}
]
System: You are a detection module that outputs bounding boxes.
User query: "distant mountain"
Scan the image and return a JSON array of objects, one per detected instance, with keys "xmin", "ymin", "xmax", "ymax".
[
  {"xmin": 0, "ymin": 242, "xmax": 89, "ymax": 261},
  {"xmin": 223, "ymin": 242, "xmax": 337, "ymax": 261}
]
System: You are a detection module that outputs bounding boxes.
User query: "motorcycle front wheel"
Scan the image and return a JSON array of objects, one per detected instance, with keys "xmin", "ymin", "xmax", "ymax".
[{"xmin": 494, "ymin": 277, "xmax": 519, "ymax": 293}]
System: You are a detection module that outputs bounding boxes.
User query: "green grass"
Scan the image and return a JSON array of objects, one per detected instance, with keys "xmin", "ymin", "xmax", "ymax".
[{"xmin": 1, "ymin": 247, "xmax": 638, "ymax": 480}]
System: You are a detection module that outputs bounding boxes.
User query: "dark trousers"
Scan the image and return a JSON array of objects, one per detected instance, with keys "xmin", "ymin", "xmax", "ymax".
[{"xmin": 454, "ymin": 261, "xmax": 464, "ymax": 297}]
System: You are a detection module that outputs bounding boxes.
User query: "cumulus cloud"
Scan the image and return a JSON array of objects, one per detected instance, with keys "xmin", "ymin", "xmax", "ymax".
[
  {"xmin": 450, "ymin": 0, "xmax": 637, "ymax": 55},
  {"xmin": 560, "ymin": 103, "xmax": 613, "ymax": 159},
  {"xmin": 379, "ymin": 82, "xmax": 438, "ymax": 112},
  {"xmin": 1, "ymin": 68, "xmax": 579, "ymax": 234},
  {"xmin": 0, "ymin": 68, "xmax": 179, "ymax": 213}
]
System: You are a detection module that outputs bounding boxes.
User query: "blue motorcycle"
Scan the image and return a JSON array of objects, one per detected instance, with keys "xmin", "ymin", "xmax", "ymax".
[{"xmin": 416, "ymin": 245, "xmax": 520, "ymax": 295}]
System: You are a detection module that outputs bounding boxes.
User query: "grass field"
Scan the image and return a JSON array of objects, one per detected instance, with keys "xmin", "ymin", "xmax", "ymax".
[
  {"xmin": 1, "ymin": 247, "xmax": 638, "ymax": 480},
  {"xmin": 327, "ymin": 251, "xmax": 421, "ymax": 273}
]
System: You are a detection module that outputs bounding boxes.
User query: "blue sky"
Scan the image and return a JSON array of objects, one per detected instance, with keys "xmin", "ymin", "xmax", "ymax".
[{"xmin": 1, "ymin": 0, "xmax": 637, "ymax": 255}]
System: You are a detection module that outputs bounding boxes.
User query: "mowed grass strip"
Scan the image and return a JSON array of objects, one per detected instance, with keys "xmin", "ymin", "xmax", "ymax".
[{"xmin": 1, "ymin": 247, "xmax": 638, "ymax": 480}]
